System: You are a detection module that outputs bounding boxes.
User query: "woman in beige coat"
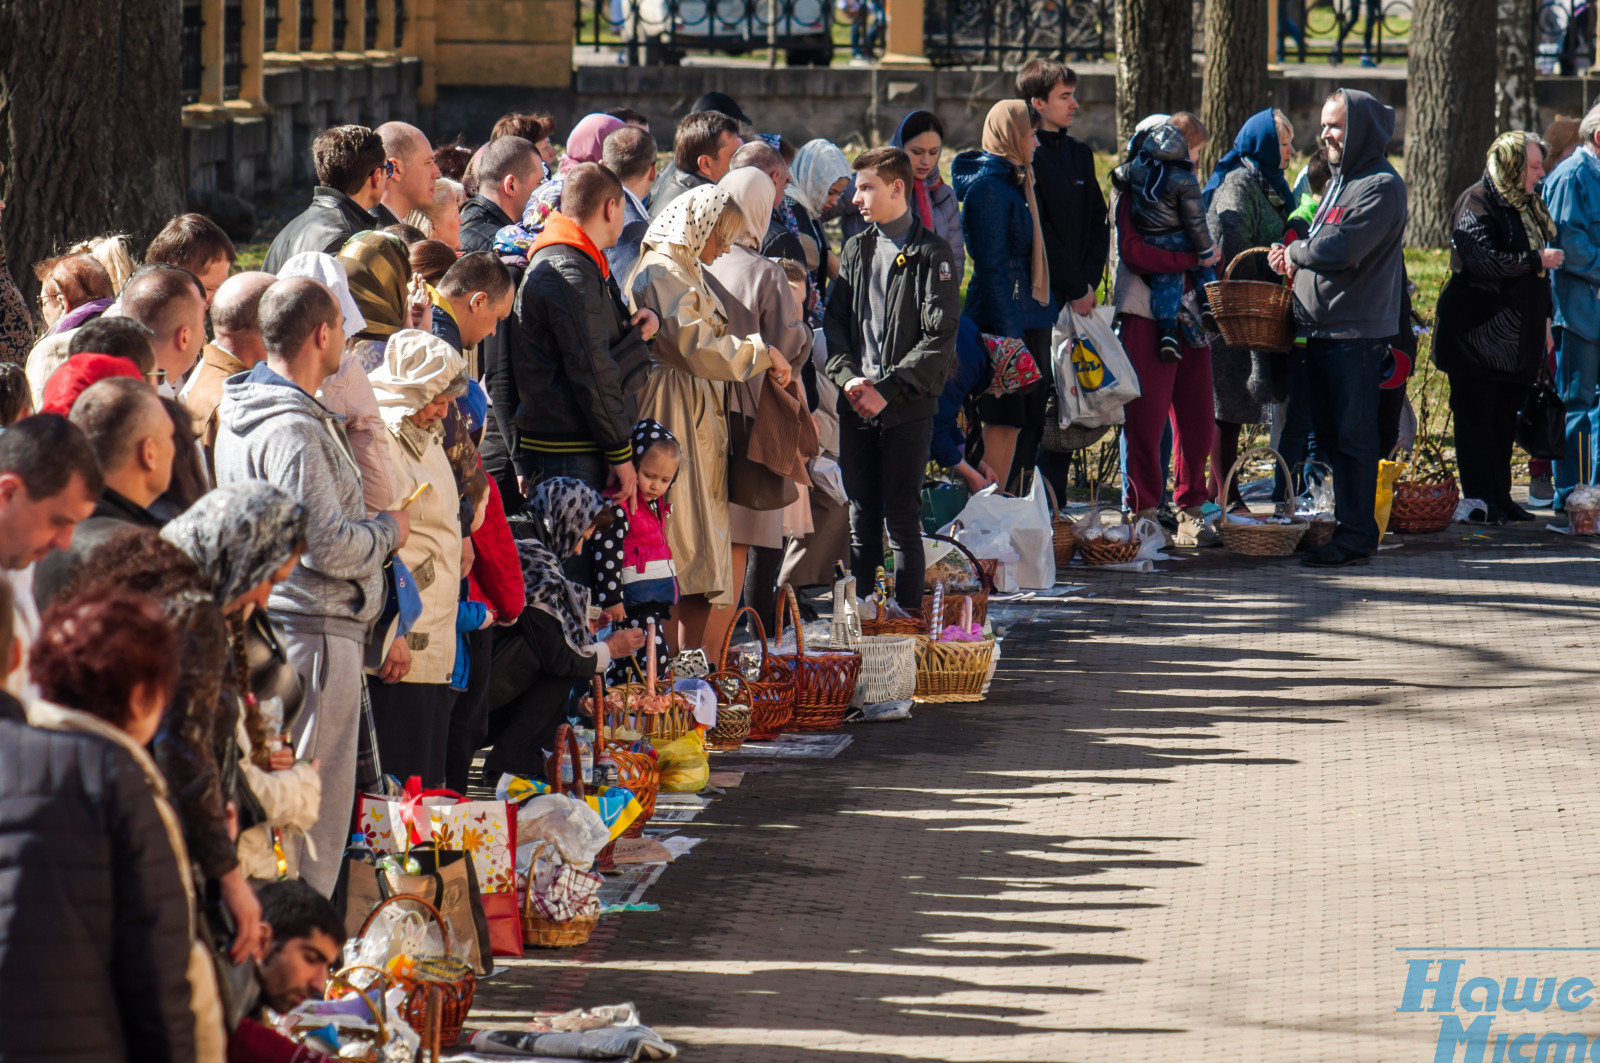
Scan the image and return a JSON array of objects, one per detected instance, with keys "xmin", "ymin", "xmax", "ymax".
[
  {"xmin": 707, "ymin": 167, "xmax": 816, "ymax": 634},
  {"xmin": 628, "ymin": 185, "xmax": 791, "ymax": 652},
  {"xmin": 367, "ymin": 328, "xmax": 468, "ymax": 786}
]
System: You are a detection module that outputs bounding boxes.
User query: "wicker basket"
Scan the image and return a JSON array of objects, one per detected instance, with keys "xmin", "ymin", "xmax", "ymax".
[
  {"xmin": 1040, "ymin": 418, "xmax": 1111, "ymax": 453},
  {"xmin": 773, "ymin": 584, "xmax": 861, "ymax": 732},
  {"xmin": 1073, "ymin": 511, "xmax": 1142, "ymax": 566},
  {"xmin": 854, "ymin": 634, "xmax": 918, "ymax": 703},
  {"xmin": 1297, "ymin": 518, "xmax": 1337, "ymax": 550},
  {"xmin": 719, "ymin": 606, "xmax": 796, "ymax": 741},
  {"xmin": 585, "ymin": 678, "xmax": 659, "ymax": 834},
  {"xmin": 1216, "ymin": 447, "xmax": 1310, "ymax": 556},
  {"xmin": 1204, "ymin": 247, "xmax": 1296, "ymax": 352},
  {"xmin": 923, "ymin": 533, "xmax": 990, "ymax": 626},
  {"xmin": 860, "ymin": 609, "xmax": 928, "ymax": 636},
  {"xmin": 913, "ymin": 635, "xmax": 996, "ymax": 703},
  {"xmin": 1390, "ymin": 476, "xmax": 1460, "ymax": 534},
  {"xmin": 318, "ymin": 967, "xmax": 393, "ymax": 1062},
  {"xmin": 519, "ymin": 843, "xmax": 600, "ymax": 948},
  {"xmin": 704, "ymin": 670, "xmax": 753, "ymax": 750},
  {"xmin": 352, "ymin": 896, "xmax": 475, "ymax": 1047},
  {"xmin": 1042, "ymin": 480, "xmax": 1076, "ymax": 566}
]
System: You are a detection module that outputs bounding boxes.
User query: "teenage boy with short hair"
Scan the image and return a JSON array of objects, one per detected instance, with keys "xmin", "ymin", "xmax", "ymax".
[{"xmin": 824, "ymin": 147, "xmax": 959, "ymax": 610}]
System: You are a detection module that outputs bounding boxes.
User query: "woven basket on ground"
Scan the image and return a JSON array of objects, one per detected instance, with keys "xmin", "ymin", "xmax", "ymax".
[
  {"xmin": 922, "ymin": 532, "xmax": 990, "ymax": 626},
  {"xmin": 1203, "ymin": 247, "xmax": 1296, "ymax": 352},
  {"xmin": 519, "ymin": 843, "xmax": 599, "ymax": 948},
  {"xmin": 1043, "ymin": 480, "xmax": 1077, "ymax": 566},
  {"xmin": 1297, "ymin": 518, "xmax": 1337, "ymax": 550},
  {"xmin": 704, "ymin": 670, "xmax": 753, "ymax": 750},
  {"xmin": 584, "ymin": 678, "xmax": 659, "ymax": 835},
  {"xmin": 352, "ymin": 896, "xmax": 475, "ymax": 1045},
  {"xmin": 854, "ymin": 634, "xmax": 918, "ymax": 703},
  {"xmin": 860, "ymin": 609, "xmax": 928, "ymax": 636},
  {"xmin": 913, "ymin": 635, "xmax": 995, "ymax": 703},
  {"xmin": 773, "ymin": 585, "xmax": 861, "ymax": 731},
  {"xmin": 1216, "ymin": 447, "xmax": 1310, "ymax": 556},
  {"xmin": 1072, "ymin": 511, "xmax": 1142, "ymax": 566},
  {"xmin": 718, "ymin": 606, "xmax": 796, "ymax": 741},
  {"xmin": 320, "ymin": 967, "xmax": 394, "ymax": 1061},
  {"xmin": 1390, "ymin": 476, "xmax": 1459, "ymax": 534}
]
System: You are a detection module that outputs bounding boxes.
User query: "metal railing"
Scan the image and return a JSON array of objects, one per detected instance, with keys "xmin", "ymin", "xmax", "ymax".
[
  {"xmin": 299, "ymin": 0, "xmax": 315, "ymax": 49},
  {"xmin": 264, "ymin": 0, "xmax": 281, "ymax": 50},
  {"xmin": 181, "ymin": 0, "xmax": 204, "ymax": 103},
  {"xmin": 365, "ymin": 0, "xmax": 380, "ymax": 49},
  {"xmin": 1536, "ymin": 0, "xmax": 1597, "ymax": 74},
  {"xmin": 1276, "ymin": 0, "xmax": 1411, "ymax": 65},
  {"xmin": 578, "ymin": 0, "xmax": 843, "ymax": 65},
  {"xmin": 330, "ymin": 0, "xmax": 348, "ymax": 50},
  {"xmin": 223, "ymin": 0, "xmax": 244, "ymax": 97},
  {"xmin": 923, "ymin": 0, "xmax": 1112, "ymax": 67}
]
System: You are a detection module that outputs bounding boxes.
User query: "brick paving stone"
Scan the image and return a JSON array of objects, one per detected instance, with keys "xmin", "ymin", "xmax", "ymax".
[{"xmin": 475, "ymin": 527, "xmax": 1600, "ymax": 1061}]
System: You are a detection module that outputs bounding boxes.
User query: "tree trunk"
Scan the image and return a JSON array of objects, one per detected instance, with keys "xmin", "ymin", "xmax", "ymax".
[
  {"xmin": 1116, "ymin": 0, "xmax": 1196, "ymax": 151},
  {"xmin": 1406, "ymin": 0, "xmax": 1497, "ymax": 247},
  {"xmin": 0, "ymin": 0, "xmax": 184, "ymax": 303},
  {"xmin": 1495, "ymin": 0, "xmax": 1539, "ymax": 134},
  {"xmin": 1199, "ymin": 0, "xmax": 1268, "ymax": 173}
]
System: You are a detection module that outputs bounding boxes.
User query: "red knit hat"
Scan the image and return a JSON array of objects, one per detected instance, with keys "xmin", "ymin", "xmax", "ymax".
[{"xmin": 40, "ymin": 353, "xmax": 143, "ymax": 417}]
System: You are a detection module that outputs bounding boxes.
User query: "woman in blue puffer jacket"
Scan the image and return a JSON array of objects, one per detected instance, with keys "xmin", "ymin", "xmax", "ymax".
[{"xmin": 953, "ymin": 99, "xmax": 1056, "ymax": 492}]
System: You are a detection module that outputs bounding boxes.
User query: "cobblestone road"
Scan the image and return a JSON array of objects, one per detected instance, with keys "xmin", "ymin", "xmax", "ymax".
[{"xmin": 478, "ymin": 525, "xmax": 1600, "ymax": 1061}]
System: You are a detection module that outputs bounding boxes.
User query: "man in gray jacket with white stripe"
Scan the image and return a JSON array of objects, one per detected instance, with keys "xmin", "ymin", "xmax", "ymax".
[{"xmin": 214, "ymin": 278, "xmax": 411, "ymax": 894}]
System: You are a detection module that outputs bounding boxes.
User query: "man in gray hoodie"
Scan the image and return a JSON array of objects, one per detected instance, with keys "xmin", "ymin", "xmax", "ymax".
[
  {"xmin": 214, "ymin": 278, "xmax": 411, "ymax": 894},
  {"xmin": 1269, "ymin": 88, "xmax": 1407, "ymax": 567}
]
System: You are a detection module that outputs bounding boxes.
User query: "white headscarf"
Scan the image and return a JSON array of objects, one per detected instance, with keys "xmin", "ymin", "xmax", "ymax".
[
  {"xmin": 641, "ymin": 184, "xmax": 736, "ymax": 293},
  {"xmin": 276, "ymin": 252, "xmax": 366, "ymax": 339},
  {"xmin": 719, "ymin": 167, "xmax": 776, "ymax": 248},
  {"xmin": 786, "ymin": 139, "xmax": 851, "ymax": 217},
  {"xmin": 367, "ymin": 329, "xmax": 467, "ymax": 431}
]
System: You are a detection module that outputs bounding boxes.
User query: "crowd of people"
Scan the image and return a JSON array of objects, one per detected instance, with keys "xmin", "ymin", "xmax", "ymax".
[{"xmin": 0, "ymin": 50, "xmax": 1589, "ymax": 1062}]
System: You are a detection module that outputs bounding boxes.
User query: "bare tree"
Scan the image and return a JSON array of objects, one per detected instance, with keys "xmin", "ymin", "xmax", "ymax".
[
  {"xmin": 1406, "ymin": 0, "xmax": 1497, "ymax": 247},
  {"xmin": 1199, "ymin": 0, "xmax": 1268, "ymax": 172},
  {"xmin": 0, "ymin": 0, "xmax": 184, "ymax": 302},
  {"xmin": 1116, "ymin": 0, "xmax": 1196, "ymax": 150},
  {"xmin": 1495, "ymin": 0, "xmax": 1539, "ymax": 133}
]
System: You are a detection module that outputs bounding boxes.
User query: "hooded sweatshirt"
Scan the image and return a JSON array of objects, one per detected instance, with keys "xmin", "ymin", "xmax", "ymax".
[
  {"xmin": 1287, "ymin": 88, "xmax": 1408, "ymax": 339},
  {"xmin": 214, "ymin": 362, "xmax": 402, "ymax": 640}
]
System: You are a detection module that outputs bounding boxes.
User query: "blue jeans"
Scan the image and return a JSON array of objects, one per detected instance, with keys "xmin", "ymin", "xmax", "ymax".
[
  {"xmin": 514, "ymin": 449, "xmax": 611, "ymax": 495},
  {"xmin": 1142, "ymin": 231, "xmax": 1217, "ymax": 327},
  {"xmin": 1553, "ymin": 327, "xmax": 1600, "ymax": 509},
  {"xmin": 1305, "ymin": 337, "xmax": 1384, "ymax": 554}
]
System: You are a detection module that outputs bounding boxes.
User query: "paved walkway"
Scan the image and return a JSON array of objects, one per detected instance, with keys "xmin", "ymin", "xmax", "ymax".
[{"xmin": 479, "ymin": 525, "xmax": 1600, "ymax": 1061}]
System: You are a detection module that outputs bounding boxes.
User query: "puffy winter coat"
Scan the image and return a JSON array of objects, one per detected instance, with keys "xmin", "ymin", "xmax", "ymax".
[
  {"xmin": 952, "ymin": 150, "xmax": 1055, "ymax": 337},
  {"xmin": 1111, "ymin": 123, "xmax": 1212, "ymax": 254}
]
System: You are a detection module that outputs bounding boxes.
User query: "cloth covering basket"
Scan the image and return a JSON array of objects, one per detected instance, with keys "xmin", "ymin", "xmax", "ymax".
[
  {"xmin": 719, "ymin": 606, "xmax": 796, "ymax": 740},
  {"xmin": 1203, "ymin": 247, "xmax": 1296, "ymax": 352},
  {"xmin": 519, "ymin": 843, "xmax": 599, "ymax": 948}
]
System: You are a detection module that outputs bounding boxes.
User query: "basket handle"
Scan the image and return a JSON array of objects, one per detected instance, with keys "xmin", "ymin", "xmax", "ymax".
[
  {"xmin": 778, "ymin": 583, "xmax": 805, "ymax": 656},
  {"xmin": 589, "ymin": 676, "xmax": 608, "ymax": 756},
  {"xmin": 718, "ymin": 604, "xmax": 769, "ymax": 671},
  {"xmin": 547, "ymin": 723, "xmax": 586, "ymax": 800},
  {"xmin": 325, "ymin": 966, "xmax": 391, "ymax": 1041},
  {"xmin": 522, "ymin": 840, "xmax": 554, "ymax": 920},
  {"xmin": 706, "ymin": 668, "xmax": 751, "ymax": 707},
  {"xmin": 1225, "ymin": 246, "xmax": 1281, "ymax": 282},
  {"xmin": 356, "ymin": 891, "xmax": 454, "ymax": 955},
  {"xmin": 925, "ymin": 531, "xmax": 991, "ymax": 592},
  {"xmin": 1220, "ymin": 445, "xmax": 1297, "ymax": 520}
]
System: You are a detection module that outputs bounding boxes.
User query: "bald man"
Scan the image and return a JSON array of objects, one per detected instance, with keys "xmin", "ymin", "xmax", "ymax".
[
  {"xmin": 118, "ymin": 263, "xmax": 207, "ymax": 390},
  {"xmin": 373, "ymin": 121, "xmax": 441, "ymax": 227},
  {"xmin": 180, "ymin": 269, "xmax": 275, "ymax": 453},
  {"xmin": 35, "ymin": 377, "xmax": 176, "ymax": 609}
]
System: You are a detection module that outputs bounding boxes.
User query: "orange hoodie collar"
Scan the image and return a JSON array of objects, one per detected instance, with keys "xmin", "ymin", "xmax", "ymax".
[{"xmin": 531, "ymin": 211, "xmax": 610, "ymax": 279}]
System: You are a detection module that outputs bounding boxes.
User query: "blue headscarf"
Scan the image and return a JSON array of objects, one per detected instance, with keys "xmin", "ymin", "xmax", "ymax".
[{"xmin": 1202, "ymin": 109, "xmax": 1293, "ymax": 211}]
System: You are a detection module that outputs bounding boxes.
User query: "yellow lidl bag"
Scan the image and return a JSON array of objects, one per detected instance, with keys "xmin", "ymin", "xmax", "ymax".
[
  {"xmin": 1376, "ymin": 459, "xmax": 1404, "ymax": 542},
  {"xmin": 653, "ymin": 729, "xmax": 709, "ymax": 793}
]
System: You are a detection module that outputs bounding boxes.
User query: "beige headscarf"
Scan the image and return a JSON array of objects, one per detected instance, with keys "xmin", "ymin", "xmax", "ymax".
[
  {"xmin": 1486, "ymin": 130, "xmax": 1557, "ymax": 272},
  {"xmin": 981, "ymin": 100, "xmax": 1050, "ymax": 307},
  {"xmin": 719, "ymin": 167, "xmax": 776, "ymax": 248}
]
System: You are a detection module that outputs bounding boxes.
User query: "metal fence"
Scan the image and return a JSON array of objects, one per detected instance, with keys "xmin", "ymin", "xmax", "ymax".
[
  {"xmin": 1536, "ymin": 0, "xmax": 1597, "ymax": 74},
  {"xmin": 578, "ymin": 0, "xmax": 841, "ymax": 65},
  {"xmin": 1276, "ymin": 0, "xmax": 1410, "ymax": 64},
  {"xmin": 923, "ymin": 0, "xmax": 1113, "ymax": 67},
  {"xmin": 181, "ymin": 0, "xmax": 204, "ymax": 103}
]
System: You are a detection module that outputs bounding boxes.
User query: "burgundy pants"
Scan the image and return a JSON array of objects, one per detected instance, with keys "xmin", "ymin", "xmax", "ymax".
[{"xmin": 1119, "ymin": 314, "xmax": 1216, "ymax": 513}]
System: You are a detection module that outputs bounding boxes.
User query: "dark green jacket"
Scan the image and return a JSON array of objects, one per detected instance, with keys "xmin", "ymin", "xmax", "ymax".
[{"xmin": 823, "ymin": 215, "xmax": 959, "ymax": 427}]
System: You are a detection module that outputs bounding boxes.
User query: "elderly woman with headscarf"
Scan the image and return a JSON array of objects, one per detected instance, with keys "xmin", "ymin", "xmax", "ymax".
[
  {"xmin": 492, "ymin": 113, "xmax": 628, "ymax": 260},
  {"xmin": 1434, "ymin": 130, "xmax": 1565, "ymax": 523},
  {"xmin": 1202, "ymin": 108, "xmax": 1297, "ymax": 516},
  {"xmin": 952, "ymin": 99, "xmax": 1055, "ymax": 492},
  {"xmin": 629, "ymin": 184, "xmax": 788, "ymax": 652},
  {"xmin": 365, "ymin": 329, "xmax": 469, "ymax": 785},
  {"xmin": 786, "ymin": 138, "xmax": 853, "ymax": 298},
  {"xmin": 161, "ymin": 482, "xmax": 322, "ymax": 880},
  {"xmin": 278, "ymin": 248, "xmax": 396, "ymax": 516},
  {"xmin": 483, "ymin": 477, "xmax": 645, "ymax": 779},
  {"xmin": 708, "ymin": 167, "xmax": 819, "ymax": 632},
  {"xmin": 840, "ymin": 111, "xmax": 964, "ymax": 282}
]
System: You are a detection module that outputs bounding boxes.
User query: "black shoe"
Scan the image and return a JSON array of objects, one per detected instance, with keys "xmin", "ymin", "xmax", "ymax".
[
  {"xmin": 1300, "ymin": 544, "xmax": 1371, "ymax": 568},
  {"xmin": 1197, "ymin": 300, "xmax": 1219, "ymax": 334},
  {"xmin": 1158, "ymin": 330, "xmax": 1183, "ymax": 364},
  {"xmin": 1500, "ymin": 500, "xmax": 1536, "ymax": 522}
]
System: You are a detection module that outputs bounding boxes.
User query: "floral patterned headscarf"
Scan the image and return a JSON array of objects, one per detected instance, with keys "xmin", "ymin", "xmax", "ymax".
[
  {"xmin": 516, "ymin": 477, "xmax": 606, "ymax": 655},
  {"xmin": 1487, "ymin": 130, "xmax": 1557, "ymax": 261},
  {"xmin": 160, "ymin": 483, "xmax": 307, "ymax": 607}
]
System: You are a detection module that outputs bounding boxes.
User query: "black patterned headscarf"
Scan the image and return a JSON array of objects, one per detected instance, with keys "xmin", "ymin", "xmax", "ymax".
[
  {"xmin": 631, "ymin": 418, "xmax": 678, "ymax": 463},
  {"xmin": 516, "ymin": 477, "xmax": 606, "ymax": 654},
  {"xmin": 160, "ymin": 483, "xmax": 308, "ymax": 608}
]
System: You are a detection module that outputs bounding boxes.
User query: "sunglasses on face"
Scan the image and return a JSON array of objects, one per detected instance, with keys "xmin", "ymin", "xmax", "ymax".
[{"xmin": 375, "ymin": 158, "xmax": 397, "ymax": 179}]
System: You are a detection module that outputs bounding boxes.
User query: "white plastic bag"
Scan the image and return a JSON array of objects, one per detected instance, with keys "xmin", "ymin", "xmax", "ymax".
[
  {"xmin": 1052, "ymin": 305, "xmax": 1140, "ymax": 429},
  {"xmin": 514, "ymin": 793, "xmax": 611, "ymax": 872},
  {"xmin": 942, "ymin": 472, "xmax": 1056, "ymax": 589}
]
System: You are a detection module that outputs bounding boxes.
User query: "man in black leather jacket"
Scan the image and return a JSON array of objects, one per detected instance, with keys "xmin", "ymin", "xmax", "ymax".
[{"xmin": 262, "ymin": 125, "xmax": 387, "ymax": 274}]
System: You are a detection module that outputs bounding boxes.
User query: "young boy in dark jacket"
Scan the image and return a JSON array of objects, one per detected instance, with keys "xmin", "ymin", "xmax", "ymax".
[{"xmin": 824, "ymin": 147, "xmax": 960, "ymax": 609}]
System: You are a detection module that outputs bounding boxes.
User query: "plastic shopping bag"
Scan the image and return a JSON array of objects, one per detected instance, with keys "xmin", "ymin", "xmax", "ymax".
[
  {"xmin": 942, "ymin": 471, "xmax": 1056, "ymax": 589},
  {"xmin": 1052, "ymin": 305, "xmax": 1140, "ymax": 430},
  {"xmin": 1376, "ymin": 459, "xmax": 1404, "ymax": 542},
  {"xmin": 653, "ymin": 730, "xmax": 709, "ymax": 793}
]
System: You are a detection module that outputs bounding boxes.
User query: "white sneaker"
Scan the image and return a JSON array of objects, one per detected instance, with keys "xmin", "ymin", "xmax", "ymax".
[{"xmin": 1175, "ymin": 507, "xmax": 1220, "ymax": 547}]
